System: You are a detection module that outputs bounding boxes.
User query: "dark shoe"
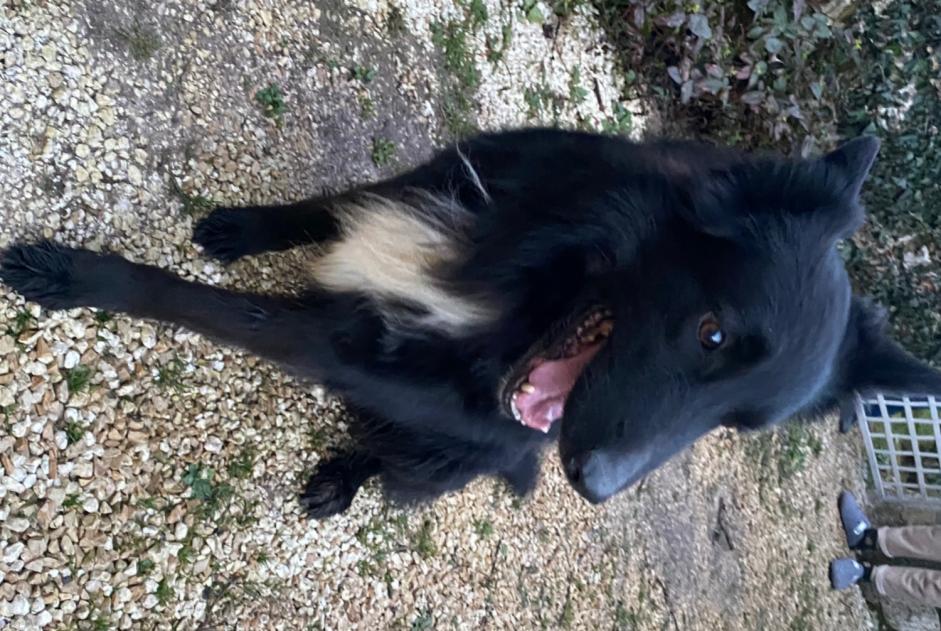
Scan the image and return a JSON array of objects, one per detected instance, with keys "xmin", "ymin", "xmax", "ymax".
[
  {"xmin": 839, "ymin": 491, "xmax": 871, "ymax": 548},
  {"xmin": 829, "ymin": 558, "xmax": 867, "ymax": 590}
]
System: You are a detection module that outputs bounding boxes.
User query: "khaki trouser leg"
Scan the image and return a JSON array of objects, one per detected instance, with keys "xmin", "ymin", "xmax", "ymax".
[
  {"xmin": 878, "ymin": 526, "xmax": 941, "ymax": 563},
  {"xmin": 872, "ymin": 565, "xmax": 941, "ymax": 608}
]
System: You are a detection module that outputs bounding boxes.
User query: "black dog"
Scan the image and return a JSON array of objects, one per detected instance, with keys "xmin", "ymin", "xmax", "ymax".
[{"xmin": 3, "ymin": 128, "xmax": 940, "ymax": 517}]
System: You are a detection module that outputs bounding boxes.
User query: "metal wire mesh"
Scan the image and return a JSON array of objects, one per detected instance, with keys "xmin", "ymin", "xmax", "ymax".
[{"xmin": 857, "ymin": 394, "xmax": 941, "ymax": 504}]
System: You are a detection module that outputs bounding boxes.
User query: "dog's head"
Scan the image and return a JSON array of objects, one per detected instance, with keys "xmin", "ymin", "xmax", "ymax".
[{"xmin": 504, "ymin": 137, "xmax": 941, "ymax": 503}]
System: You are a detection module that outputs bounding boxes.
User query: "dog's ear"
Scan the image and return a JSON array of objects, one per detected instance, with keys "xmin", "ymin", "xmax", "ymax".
[
  {"xmin": 681, "ymin": 136, "xmax": 881, "ymax": 244},
  {"xmin": 820, "ymin": 136, "xmax": 880, "ymax": 201},
  {"xmin": 803, "ymin": 136, "xmax": 881, "ymax": 244},
  {"xmin": 837, "ymin": 297, "xmax": 941, "ymax": 400}
]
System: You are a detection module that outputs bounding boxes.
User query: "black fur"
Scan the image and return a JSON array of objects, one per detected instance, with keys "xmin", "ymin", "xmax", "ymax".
[{"xmin": 3, "ymin": 128, "xmax": 940, "ymax": 516}]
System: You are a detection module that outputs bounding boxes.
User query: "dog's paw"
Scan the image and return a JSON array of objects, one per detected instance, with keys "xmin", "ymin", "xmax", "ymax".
[
  {"xmin": 300, "ymin": 461, "xmax": 358, "ymax": 519},
  {"xmin": 192, "ymin": 207, "xmax": 260, "ymax": 264},
  {"xmin": 0, "ymin": 241, "xmax": 87, "ymax": 310},
  {"xmin": 501, "ymin": 451, "xmax": 540, "ymax": 497}
]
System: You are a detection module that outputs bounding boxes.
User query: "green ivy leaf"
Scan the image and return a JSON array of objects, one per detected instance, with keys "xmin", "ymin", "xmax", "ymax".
[
  {"xmin": 765, "ymin": 37, "xmax": 784, "ymax": 54},
  {"xmin": 701, "ymin": 78, "xmax": 726, "ymax": 94},
  {"xmin": 688, "ymin": 14, "xmax": 712, "ymax": 40},
  {"xmin": 747, "ymin": 0, "xmax": 769, "ymax": 13},
  {"xmin": 663, "ymin": 12, "xmax": 686, "ymax": 28}
]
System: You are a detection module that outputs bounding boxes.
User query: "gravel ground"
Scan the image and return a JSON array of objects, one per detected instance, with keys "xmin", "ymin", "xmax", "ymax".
[{"xmin": 1, "ymin": 1, "xmax": 876, "ymax": 629}]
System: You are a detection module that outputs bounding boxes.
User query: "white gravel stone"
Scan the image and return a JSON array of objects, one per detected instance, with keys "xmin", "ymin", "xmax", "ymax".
[
  {"xmin": 9, "ymin": 595, "xmax": 29, "ymax": 616},
  {"xmin": 64, "ymin": 350, "xmax": 80, "ymax": 369},
  {"xmin": 3, "ymin": 542, "xmax": 25, "ymax": 563}
]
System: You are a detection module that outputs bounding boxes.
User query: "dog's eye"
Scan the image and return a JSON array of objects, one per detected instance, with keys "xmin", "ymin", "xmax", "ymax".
[{"xmin": 698, "ymin": 313, "xmax": 725, "ymax": 350}]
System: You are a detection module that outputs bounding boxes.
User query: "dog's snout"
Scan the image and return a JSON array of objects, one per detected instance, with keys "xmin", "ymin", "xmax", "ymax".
[
  {"xmin": 564, "ymin": 448, "xmax": 650, "ymax": 504},
  {"xmin": 563, "ymin": 452, "xmax": 589, "ymax": 485}
]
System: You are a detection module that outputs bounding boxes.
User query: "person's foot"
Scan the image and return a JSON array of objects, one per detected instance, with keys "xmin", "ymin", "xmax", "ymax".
[
  {"xmin": 829, "ymin": 558, "xmax": 868, "ymax": 590},
  {"xmin": 839, "ymin": 491, "xmax": 872, "ymax": 548}
]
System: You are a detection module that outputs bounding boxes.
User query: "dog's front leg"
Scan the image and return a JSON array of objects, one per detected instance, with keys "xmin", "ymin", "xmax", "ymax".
[{"xmin": 0, "ymin": 241, "xmax": 338, "ymax": 374}]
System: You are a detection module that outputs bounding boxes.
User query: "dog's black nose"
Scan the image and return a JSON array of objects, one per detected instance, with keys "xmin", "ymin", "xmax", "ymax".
[
  {"xmin": 564, "ymin": 449, "xmax": 649, "ymax": 504},
  {"xmin": 564, "ymin": 452, "xmax": 590, "ymax": 485},
  {"xmin": 564, "ymin": 451, "xmax": 606, "ymax": 504}
]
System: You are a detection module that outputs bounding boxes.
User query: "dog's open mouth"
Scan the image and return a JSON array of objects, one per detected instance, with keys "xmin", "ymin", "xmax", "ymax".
[{"xmin": 503, "ymin": 308, "xmax": 614, "ymax": 433}]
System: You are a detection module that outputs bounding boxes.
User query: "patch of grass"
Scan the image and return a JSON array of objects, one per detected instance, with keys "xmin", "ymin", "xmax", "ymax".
[
  {"xmin": 560, "ymin": 598, "xmax": 575, "ymax": 628},
  {"xmin": 524, "ymin": 84, "xmax": 557, "ymax": 121},
  {"xmin": 778, "ymin": 422, "xmax": 822, "ymax": 480},
  {"xmin": 432, "ymin": 21, "xmax": 480, "ymax": 92},
  {"xmin": 181, "ymin": 193, "xmax": 215, "ymax": 217},
  {"xmin": 169, "ymin": 180, "xmax": 216, "ymax": 217},
  {"xmin": 227, "ymin": 446, "xmax": 256, "ymax": 480},
  {"xmin": 350, "ymin": 65, "xmax": 377, "ymax": 84},
  {"xmin": 136, "ymin": 496, "xmax": 159, "ymax": 510},
  {"xmin": 177, "ymin": 540, "xmax": 194, "ymax": 565},
  {"xmin": 788, "ymin": 570, "xmax": 819, "ymax": 631},
  {"xmin": 62, "ymin": 493, "xmax": 81, "ymax": 509},
  {"xmin": 7, "ymin": 310, "xmax": 35, "ymax": 338},
  {"xmin": 255, "ymin": 83, "xmax": 286, "ymax": 123},
  {"xmin": 307, "ymin": 427, "xmax": 328, "ymax": 452},
  {"xmin": 550, "ymin": 0, "xmax": 586, "ymax": 18},
  {"xmin": 467, "ymin": 0, "xmax": 488, "ymax": 29},
  {"xmin": 156, "ymin": 358, "xmax": 186, "ymax": 392},
  {"xmin": 613, "ymin": 600, "xmax": 638, "ymax": 627},
  {"xmin": 440, "ymin": 95, "xmax": 477, "ymax": 139},
  {"xmin": 568, "ymin": 66, "xmax": 589, "ymax": 105},
  {"xmin": 91, "ymin": 615, "xmax": 111, "ymax": 631},
  {"xmin": 536, "ymin": 527, "xmax": 550, "ymax": 543},
  {"xmin": 64, "ymin": 365, "xmax": 93, "ymax": 395},
  {"xmin": 93, "ymin": 310, "xmax": 113, "ymax": 324},
  {"xmin": 354, "ymin": 510, "xmax": 410, "ymax": 576},
  {"xmin": 485, "ymin": 22, "xmax": 513, "ymax": 64},
  {"xmin": 522, "ymin": 0, "xmax": 545, "ymax": 24},
  {"xmin": 601, "ymin": 102, "xmax": 633, "ymax": 135},
  {"xmin": 411, "ymin": 610, "xmax": 434, "ymax": 631},
  {"xmin": 473, "ymin": 518, "xmax": 494, "ymax": 538},
  {"xmin": 359, "ymin": 95, "xmax": 375, "ymax": 119},
  {"xmin": 114, "ymin": 22, "xmax": 161, "ymax": 61},
  {"xmin": 413, "ymin": 518, "xmax": 437, "ymax": 559},
  {"xmin": 137, "ymin": 558, "xmax": 155, "ymax": 576},
  {"xmin": 156, "ymin": 578, "xmax": 173, "ymax": 605},
  {"xmin": 387, "ymin": 5, "xmax": 406, "ymax": 36},
  {"xmin": 63, "ymin": 421, "xmax": 85, "ymax": 446},
  {"xmin": 431, "ymin": 3, "xmax": 488, "ymax": 138},
  {"xmin": 371, "ymin": 137, "xmax": 396, "ymax": 167},
  {"xmin": 38, "ymin": 173, "xmax": 65, "ymax": 197},
  {"xmin": 182, "ymin": 464, "xmax": 235, "ymax": 519}
]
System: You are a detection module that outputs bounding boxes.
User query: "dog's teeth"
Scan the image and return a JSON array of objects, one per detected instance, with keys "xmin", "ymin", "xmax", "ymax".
[
  {"xmin": 520, "ymin": 383, "xmax": 535, "ymax": 394},
  {"xmin": 511, "ymin": 395, "xmax": 522, "ymax": 421}
]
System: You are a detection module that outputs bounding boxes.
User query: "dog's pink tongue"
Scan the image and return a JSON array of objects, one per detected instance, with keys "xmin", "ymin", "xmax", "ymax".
[{"xmin": 514, "ymin": 343, "xmax": 604, "ymax": 433}]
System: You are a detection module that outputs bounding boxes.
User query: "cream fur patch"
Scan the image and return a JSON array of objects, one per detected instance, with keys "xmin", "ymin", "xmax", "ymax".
[{"xmin": 307, "ymin": 192, "xmax": 496, "ymax": 334}]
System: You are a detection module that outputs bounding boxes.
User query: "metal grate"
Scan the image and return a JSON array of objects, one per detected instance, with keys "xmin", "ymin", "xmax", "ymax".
[{"xmin": 857, "ymin": 394, "xmax": 941, "ymax": 504}]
